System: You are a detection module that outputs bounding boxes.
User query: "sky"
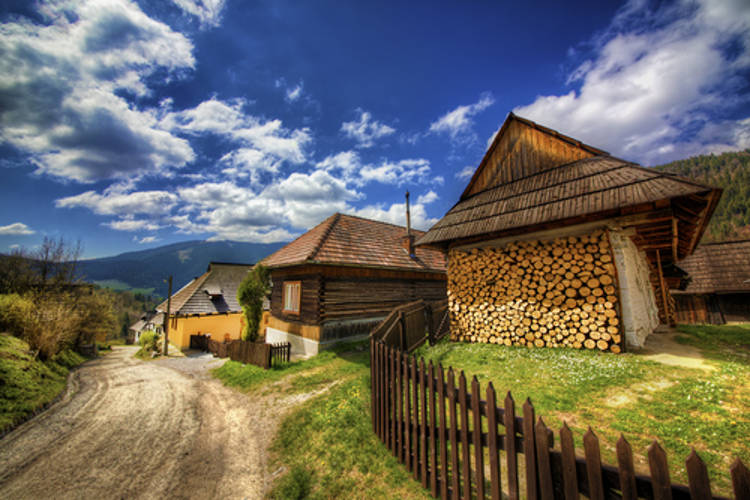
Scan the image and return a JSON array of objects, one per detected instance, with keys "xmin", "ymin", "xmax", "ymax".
[{"xmin": 0, "ymin": 0, "xmax": 748, "ymax": 258}]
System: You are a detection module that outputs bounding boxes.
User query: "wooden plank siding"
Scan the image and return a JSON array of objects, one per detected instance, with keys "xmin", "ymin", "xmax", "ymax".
[{"xmin": 270, "ymin": 273, "xmax": 322, "ymax": 324}]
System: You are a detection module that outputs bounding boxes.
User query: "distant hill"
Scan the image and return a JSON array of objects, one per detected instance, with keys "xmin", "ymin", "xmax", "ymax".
[
  {"xmin": 655, "ymin": 149, "xmax": 750, "ymax": 242},
  {"xmin": 78, "ymin": 240, "xmax": 285, "ymax": 298}
]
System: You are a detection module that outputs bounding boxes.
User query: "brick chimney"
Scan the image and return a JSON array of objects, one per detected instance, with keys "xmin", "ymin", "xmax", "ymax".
[{"xmin": 402, "ymin": 191, "xmax": 415, "ymax": 256}]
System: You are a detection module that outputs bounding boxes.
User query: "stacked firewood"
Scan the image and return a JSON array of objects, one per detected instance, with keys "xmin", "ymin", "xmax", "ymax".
[{"xmin": 447, "ymin": 230, "xmax": 622, "ymax": 352}]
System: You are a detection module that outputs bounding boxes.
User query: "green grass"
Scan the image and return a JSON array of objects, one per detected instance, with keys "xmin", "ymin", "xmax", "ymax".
[
  {"xmin": 0, "ymin": 333, "xmax": 86, "ymax": 433},
  {"xmin": 93, "ymin": 279, "xmax": 155, "ymax": 295}
]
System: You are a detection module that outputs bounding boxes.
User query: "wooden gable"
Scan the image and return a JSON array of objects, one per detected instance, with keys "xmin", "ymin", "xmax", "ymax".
[{"xmin": 461, "ymin": 113, "xmax": 606, "ymax": 198}]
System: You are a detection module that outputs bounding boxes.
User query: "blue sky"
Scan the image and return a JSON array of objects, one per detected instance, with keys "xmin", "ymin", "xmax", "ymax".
[{"xmin": 1, "ymin": 0, "xmax": 748, "ymax": 258}]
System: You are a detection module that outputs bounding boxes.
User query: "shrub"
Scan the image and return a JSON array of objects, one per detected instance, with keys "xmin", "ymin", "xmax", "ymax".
[{"xmin": 237, "ymin": 264, "xmax": 270, "ymax": 342}]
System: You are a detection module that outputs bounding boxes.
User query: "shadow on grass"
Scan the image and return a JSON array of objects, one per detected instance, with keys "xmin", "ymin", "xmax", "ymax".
[{"xmin": 673, "ymin": 323, "xmax": 750, "ymax": 366}]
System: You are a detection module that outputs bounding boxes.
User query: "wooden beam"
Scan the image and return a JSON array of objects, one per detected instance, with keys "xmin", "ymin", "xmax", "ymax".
[
  {"xmin": 656, "ymin": 250, "xmax": 669, "ymax": 325},
  {"xmin": 672, "ymin": 219, "xmax": 679, "ymax": 262}
]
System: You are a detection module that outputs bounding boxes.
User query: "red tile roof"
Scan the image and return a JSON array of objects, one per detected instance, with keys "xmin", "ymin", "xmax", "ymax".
[{"xmin": 261, "ymin": 213, "xmax": 446, "ymax": 272}]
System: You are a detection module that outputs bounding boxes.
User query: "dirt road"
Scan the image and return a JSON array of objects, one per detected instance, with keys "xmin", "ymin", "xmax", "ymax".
[{"xmin": 0, "ymin": 346, "xmax": 277, "ymax": 499}]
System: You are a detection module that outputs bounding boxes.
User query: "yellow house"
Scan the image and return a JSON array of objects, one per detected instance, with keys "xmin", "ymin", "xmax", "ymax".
[{"xmin": 156, "ymin": 262, "xmax": 254, "ymax": 349}]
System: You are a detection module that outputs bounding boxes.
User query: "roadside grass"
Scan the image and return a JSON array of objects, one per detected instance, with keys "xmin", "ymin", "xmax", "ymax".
[
  {"xmin": 0, "ymin": 333, "xmax": 86, "ymax": 434},
  {"xmin": 413, "ymin": 326, "xmax": 750, "ymax": 495}
]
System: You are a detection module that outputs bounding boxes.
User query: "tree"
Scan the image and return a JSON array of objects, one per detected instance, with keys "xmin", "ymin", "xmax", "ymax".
[{"xmin": 237, "ymin": 264, "xmax": 270, "ymax": 342}]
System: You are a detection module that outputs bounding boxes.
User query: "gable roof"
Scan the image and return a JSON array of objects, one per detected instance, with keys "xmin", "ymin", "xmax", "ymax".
[
  {"xmin": 157, "ymin": 262, "xmax": 253, "ymax": 315},
  {"xmin": 417, "ymin": 113, "xmax": 721, "ymax": 259},
  {"xmin": 261, "ymin": 213, "xmax": 446, "ymax": 273},
  {"xmin": 674, "ymin": 240, "xmax": 750, "ymax": 294}
]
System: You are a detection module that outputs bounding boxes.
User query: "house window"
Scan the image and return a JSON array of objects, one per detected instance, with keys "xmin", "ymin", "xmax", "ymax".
[{"xmin": 283, "ymin": 281, "xmax": 301, "ymax": 314}]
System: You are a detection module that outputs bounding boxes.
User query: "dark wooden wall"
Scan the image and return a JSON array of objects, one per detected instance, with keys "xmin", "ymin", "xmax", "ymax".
[
  {"xmin": 671, "ymin": 293, "xmax": 742, "ymax": 324},
  {"xmin": 270, "ymin": 273, "xmax": 322, "ymax": 324}
]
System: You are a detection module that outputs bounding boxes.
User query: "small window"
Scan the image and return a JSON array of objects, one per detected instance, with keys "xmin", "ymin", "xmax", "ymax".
[{"xmin": 283, "ymin": 281, "xmax": 301, "ymax": 315}]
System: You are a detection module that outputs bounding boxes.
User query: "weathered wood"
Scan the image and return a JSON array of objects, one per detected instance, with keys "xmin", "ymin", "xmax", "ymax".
[
  {"xmin": 411, "ymin": 356, "xmax": 420, "ymax": 480},
  {"xmin": 583, "ymin": 428, "xmax": 604, "ymax": 500},
  {"xmin": 486, "ymin": 383, "xmax": 502, "ymax": 500},
  {"xmin": 535, "ymin": 417, "xmax": 553, "ymax": 500},
  {"xmin": 447, "ymin": 369, "xmax": 460, "ymax": 499},
  {"xmin": 648, "ymin": 441, "xmax": 673, "ymax": 500},
  {"xmin": 397, "ymin": 350, "xmax": 404, "ymax": 463},
  {"xmin": 522, "ymin": 398, "xmax": 538, "ymax": 500},
  {"xmin": 458, "ymin": 373, "xmax": 471, "ymax": 500},
  {"xmin": 559, "ymin": 423, "xmax": 578, "ymax": 500},
  {"xmin": 504, "ymin": 392, "xmax": 519, "ymax": 500},
  {"xmin": 419, "ymin": 359, "xmax": 429, "ymax": 489},
  {"xmin": 471, "ymin": 377, "xmax": 485, "ymax": 500},
  {"xmin": 437, "ymin": 364, "xmax": 449, "ymax": 499},
  {"xmin": 390, "ymin": 347, "xmax": 396, "ymax": 454},
  {"xmin": 731, "ymin": 459, "xmax": 750, "ymax": 500},
  {"xmin": 616, "ymin": 434, "xmax": 637, "ymax": 500},
  {"xmin": 405, "ymin": 354, "xmax": 413, "ymax": 472},
  {"xmin": 428, "ymin": 361, "xmax": 438, "ymax": 497},
  {"xmin": 685, "ymin": 449, "xmax": 712, "ymax": 500}
]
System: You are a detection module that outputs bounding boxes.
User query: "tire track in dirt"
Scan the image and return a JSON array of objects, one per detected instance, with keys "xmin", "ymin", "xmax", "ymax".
[{"xmin": 0, "ymin": 346, "xmax": 284, "ymax": 499}]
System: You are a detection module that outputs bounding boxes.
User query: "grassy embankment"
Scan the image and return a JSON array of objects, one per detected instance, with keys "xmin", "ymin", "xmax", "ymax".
[
  {"xmin": 213, "ymin": 325, "xmax": 749, "ymax": 498},
  {"xmin": 0, "ymin": 333, "xmax": 86, "ymax": 434}
]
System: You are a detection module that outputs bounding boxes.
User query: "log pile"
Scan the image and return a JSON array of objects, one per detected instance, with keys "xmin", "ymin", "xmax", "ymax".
[{"xmin": 447, "ymin": 230, "xmax": 622, "ymax": 352}]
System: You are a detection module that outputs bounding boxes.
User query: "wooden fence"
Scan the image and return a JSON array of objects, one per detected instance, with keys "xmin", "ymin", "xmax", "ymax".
[
  {"xmin": 370, "ymin": 339, "xmax": 750, "ymax": 500},
  {"xmin": 370, "ymin": 299, "xmax": 450, "ymax": 353},
  {"xmin": 190, "ymin": 336, "xmax": 291, "ymax": 369}
]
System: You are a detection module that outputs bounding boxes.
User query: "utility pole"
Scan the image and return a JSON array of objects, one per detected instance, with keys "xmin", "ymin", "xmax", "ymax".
[{"xmin": 163, "ymin": 275, "xmax": 172, "ymax": 356}]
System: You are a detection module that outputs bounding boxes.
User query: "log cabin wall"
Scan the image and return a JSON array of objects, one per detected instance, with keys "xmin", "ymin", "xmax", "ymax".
[
  {"xmin": 447, "ymin": 230, "xmax": 623, "ymax": 352},
  {"xmin": 270, "ymin": 272, "xmax": 322, "ymax": 325}
]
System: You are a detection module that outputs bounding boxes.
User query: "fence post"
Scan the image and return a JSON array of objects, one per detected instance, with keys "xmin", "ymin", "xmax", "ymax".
[
  {"xmin": 398, "ymin": 312, "xmax": 406, "ymax": 352},
  {"xmin": 371, "ymin": 338, "xmax": 377, "ymax": 433},
  {"xmin": 426, "ymin": 304, "xmax": 434, "ymax": 346}
]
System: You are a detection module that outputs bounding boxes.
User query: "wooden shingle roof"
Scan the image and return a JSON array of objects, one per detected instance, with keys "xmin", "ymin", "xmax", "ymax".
[
  {"xmin": 261, "ymin": 213, "xmax": 446, "ymax": 273},
  {"xmin": 417, "ymin": 114, "xmax": 721, "ymax": 260},
  {"xmin": 674, "ymin": 240, "xmax": 750, "ymax": 294},
  {"xmin": 157, "ymin": 262, "xmax": 253, "ymax": 315}
]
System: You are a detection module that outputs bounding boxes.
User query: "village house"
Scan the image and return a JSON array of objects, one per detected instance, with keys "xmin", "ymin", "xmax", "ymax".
[
  {"xmin": 128, "ymin": 311, "xmax": 164, "ymax": 344},
  {"xmin": 671, "ymin": 240, "xmax": 750, "ymax": 324},
  {"xmin": 156, "ymin": 262, "xmax": 254, "ymax": 349},
  {"xmin": 416, "ymin": 113, "xmax": 721, "ymax": 351},
  {"xmin": 261, "ymin": 211, "xmax": 446, "ymax": 356}
]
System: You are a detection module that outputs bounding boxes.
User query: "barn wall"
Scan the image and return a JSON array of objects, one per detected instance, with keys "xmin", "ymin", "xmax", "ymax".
[
  {"xmin": 609, "ymin": 230, "xmax": 660, "ymax": 347},
  {"xmin": 717, "ymin": 293, "xmax": 750, "ymax": 323},
  {"xmin": 447, "ymin": 229, "xmax": 623, "ymax": 352}
]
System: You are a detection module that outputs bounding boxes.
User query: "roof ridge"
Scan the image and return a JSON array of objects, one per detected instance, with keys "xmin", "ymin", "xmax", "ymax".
[
  {"xmin": 624, "ymin": 162, "xmax": 720, "ymax": 191},
  {"xmin": 309, "ymin": 212, "xmax": 341, "ymax": 261},
  {"xmin": 336, "ymin": 212, "xmax": 427, "ymax": 234}
]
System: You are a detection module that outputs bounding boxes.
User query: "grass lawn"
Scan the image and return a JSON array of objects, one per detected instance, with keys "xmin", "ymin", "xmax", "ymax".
[
  {"xmin": 212, "ymin": 325, "xmax": 749, "ymax": 498},
  {"xmin": 413, "ymin": 324, "xmax": 750, "ymax": 496},
  {"xmin": 0, "ymin": 333, "xmax": 86, "ymax": 434}
]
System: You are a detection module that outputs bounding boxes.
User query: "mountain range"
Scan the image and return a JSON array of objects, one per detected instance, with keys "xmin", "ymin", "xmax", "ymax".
[{"xmin": 78, "ymin": 240, "xmax": 285, "ymax": 298}]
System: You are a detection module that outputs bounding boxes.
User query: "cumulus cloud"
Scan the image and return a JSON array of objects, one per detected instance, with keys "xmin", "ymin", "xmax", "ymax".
[
  {"xmin": 316, "ymin": 151, "xmax": 437, "ymax": 187},
  {"xmin": 0, "ymin": 222, "xmax": 35, "ymax": 235},
  {"xmin": 286, "ymin": 83, "xmax": 303, "ymax": 102},
  {"xmin": 0, "ymin": 0, "xmax": 196, "ymax": 182},
  {"xmin": 416, "ymin": 190, "xmax": 438, "ymax": 205},
  {"xmin": 352, "ymin": 202, "xmax": 438, "ymax": 231},
  {"xmin": 429, "ymin": 93, "xmax": 495, "ymax": 141},
  {"xmin": 341, "ymin": 109, "xmax": 396, "ymax": 148},
  {"xmin": 455, "ymin": 165, "xmax": 475, "ymax": 180},
  {"xmin": 56, "ymin": 189, "xmax": 178, "ymax": 216},
  {"xmin": 135, "ymin": 235, "xmax": 159, "ymax": 244},
  {"xmin": 170, "ymin": 0, "xmax": 226, "ymax": 28},
  {"xmin": 514, "ymin": 0, "xmax": 750, "ymax": 165},
  {"xmin": 106, "ymin": 219, "xmax": 162, "ymax": 231}
]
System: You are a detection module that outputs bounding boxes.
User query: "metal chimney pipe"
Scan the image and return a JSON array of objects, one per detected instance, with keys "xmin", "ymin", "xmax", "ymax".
[{"xmin": 405, "ymin": 190, "xmax": 411, "ymax": 238}]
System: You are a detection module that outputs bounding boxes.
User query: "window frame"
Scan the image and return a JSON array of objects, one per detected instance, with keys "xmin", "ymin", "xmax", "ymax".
[{"xmin": 282, "ymin": 280, "xmax": 301, "ymax": 315}]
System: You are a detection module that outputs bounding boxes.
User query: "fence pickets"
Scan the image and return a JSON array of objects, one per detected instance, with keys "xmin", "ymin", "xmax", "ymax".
[
  {"xmin": 189, "ymin": 335, "xmax": 290, "ymax": 369},
  {"xmin": 370, "ymin": 338, "xmax": 747, "ymax": 500}
]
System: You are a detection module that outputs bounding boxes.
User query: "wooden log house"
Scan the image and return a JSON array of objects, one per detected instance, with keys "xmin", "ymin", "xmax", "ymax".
[
  {"xmin": 261, "ymin": 212, "xmax": 446, "ymax": 356},
  {"xmin": 671, "ymin": 240, "xmax": 750, "ymax": 324},
  {"xmin": 416, "ymin": 113, "xmax": 721, "ymax": 350}
]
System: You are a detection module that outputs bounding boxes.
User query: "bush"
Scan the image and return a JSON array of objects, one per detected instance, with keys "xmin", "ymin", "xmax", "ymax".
[
  {"xmin": 272, "ymin": 465, "xmax": 312, "ymax": 500},
  {"xmin": 237, "ymin": 264, "xmax": 270, "ymax": 342}
]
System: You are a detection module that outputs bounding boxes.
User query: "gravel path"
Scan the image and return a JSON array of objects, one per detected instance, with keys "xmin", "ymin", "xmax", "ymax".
[{"xmin": 0, "ymin": 346, "xmax": 279, "ymax": 499}]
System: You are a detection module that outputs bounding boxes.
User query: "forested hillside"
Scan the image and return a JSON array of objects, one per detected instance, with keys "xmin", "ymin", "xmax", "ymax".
[{"xmin": 655, "ymin": 150, "xmax": 750, "ymax": 241}]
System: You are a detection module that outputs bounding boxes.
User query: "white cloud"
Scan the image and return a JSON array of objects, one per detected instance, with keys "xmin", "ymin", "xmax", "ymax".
[
  {"xmin": 456, "ymin": 166, "xmax": 475, "ymax": 180},
  {"xmin": 359, "ymin": 159, "xmax": 432, "ymax": 186},
  {"xmin": 162, "ymin": 97, "xmax": 312, "ymax": 166},
  {"xmin": 416, "ymin": 190, "xmax": 438, "ymax": 205},
  {"xmin": 170, "ymin": 0, "xmax": 226, "ymax": 28},
  {"xmin": 429, "ymin": 93, "xmax": 495, "ymax": 141},
  {"xmin": 286, "ymin": 83, "xmax": 303, "ymax": 102},
  {"xmin": 56, "ymin": 189, "xmax": 178, "ymax": 216},
  {"xmin": 0, "ymin": 222, "xmax": 35, "ymax": 235},
  {"xmin": 135, "ymin": 235, "xmax": 159, "ymax": 244},
  {"xmin": 514, "ymin": 0, "xmax": 750, "ymax": 165},
  {"xmin": 106, "ymin": 219, "xmax": 162, "ymax": 231},
  {"xmin": 352, "ymin": 202, "xmax": 438, "ymax": 231},
  {"xmin": 0, "ymin": 0, "xmax": 196, "ymax": 182},
  {"xmin": 341, "ymin": 109, "xmax": 396, "ymax": 148}
]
